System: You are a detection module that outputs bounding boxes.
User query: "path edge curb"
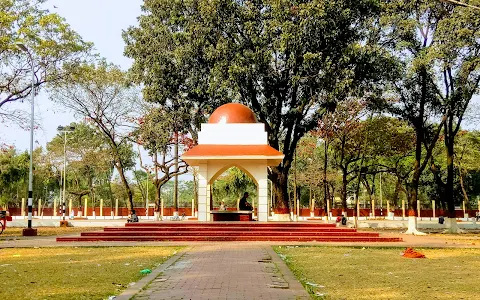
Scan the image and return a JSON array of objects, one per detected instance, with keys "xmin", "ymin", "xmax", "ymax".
[
  {"xmin": 265, "ymin": 246, "xmax": 312, "ymax": 299},
  {"xmin": 115, "ymin": 246, "xmax": 191, "ymax": 300}
]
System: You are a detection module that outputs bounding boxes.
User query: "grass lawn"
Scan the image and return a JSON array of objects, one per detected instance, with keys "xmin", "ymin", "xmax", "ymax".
[
  {"xmin": 274, "ymin": 246, "xmax": 480, "ymax": 300},
  {"xmin": 0, "ymin": 227, "xmax": 103, "ymax": 238},
  {"xmin": 0, "ymin": 246, "xmax": 181, "ymax": 300}
]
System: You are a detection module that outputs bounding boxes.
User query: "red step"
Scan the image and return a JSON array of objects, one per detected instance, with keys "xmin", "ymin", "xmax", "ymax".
[
  {"xmin": 81, "ymin": 231, "xmax": 380, "ymax": 237},
  {"xmin": 125, "ymin": 222, "xmax": 337, "ymax": 228},
  {"xmin": 104, "ymin": 226, "xmax": 356, "ymax": 232},
  {"xmin": 57, "ymin": 235, "xmax": 401, "ymax": 242},
  {"xmin": 56, "ymin": 222, "xmax": 402, "ymax": 243}
]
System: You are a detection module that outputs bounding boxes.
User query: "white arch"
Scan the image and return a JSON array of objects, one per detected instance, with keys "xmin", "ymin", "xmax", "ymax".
[
  {"xmin": 196, "ymin": 160, "xmax": 269, "ymax": 222},
  {"xmin": 208, "ymin": 164, "xmax": 259, "ymax": 186}
]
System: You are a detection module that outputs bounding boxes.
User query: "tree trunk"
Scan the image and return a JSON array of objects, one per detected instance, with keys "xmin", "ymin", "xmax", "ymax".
[
  {"xmin": 446, "ymin": 140, "xmax": 455, "ymax": 219},
  {"xmin": 152, "ymin": 181, "xmax": 162, "ymax": 221},
  {"xmin": 173, "ymin": 131, "xmax": 179, "ymax": 213},
  {"xmin": 269, "ymin": 169, "xmax": 290, "ymax": 212},
  {"xmin": 114, "ymin": 163, "xmax": 134, "ymax": 214},
  {"xmin": 444, "ymin": 135, "xmax": 462, "ymax": 233},
  {"xmin": 459, "ymin": 170, "xmax": 469, "ymax": 207},
  {"xmin": 323, "ymin": 140, "xmax": 328, "ymax": 213},
  {"xmin": 392, "ymin": 177, "xmax": 401, "ymax": 208},
  {"xmin": 404, "ymin": 153, "xmax": 425, "ymax": 235},
  {"xmin": 341, "ymin": 168, "xmax": 348, "ymax": 212},
  {"xmin": 193, "ymin": 168, "xmax": 198, "ymax": 214}
]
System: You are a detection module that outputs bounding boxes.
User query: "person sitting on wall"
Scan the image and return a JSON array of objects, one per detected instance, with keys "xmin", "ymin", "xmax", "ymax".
[
  {"xmin": 127, "ymin": 209, "xmax": 139, "ymax": 223},
  {"xmin": 239, "ymin": 192, "xmax": 253, "ymax": 211}
]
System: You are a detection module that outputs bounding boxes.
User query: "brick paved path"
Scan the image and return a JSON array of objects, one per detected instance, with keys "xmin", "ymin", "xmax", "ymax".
[{"xmin": 132, "ymin": 243, "xmax": 310, "ymax": 300}]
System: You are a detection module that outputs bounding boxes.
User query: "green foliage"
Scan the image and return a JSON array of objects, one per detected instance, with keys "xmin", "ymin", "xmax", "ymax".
[
  {"xmin": 0, "ymin": 0, "xmax": 92, "ymax": 125},
  {"xmin": 212, "ymin": 167, "xmax": 256, "ymax": 208},
  {"xmin": 123, "ymin": 0, "xmax": 396, "ymax": 208},
  {"xmin": 0, "ymin": 148, "xmax": 28, "ymax": 206},
  {"xmin": 46, "ymin": 122, "xmax": 114, "ymax": 206},
  {"xmin": 50, "ymin": 61, "xmax": 138, "ymax": 211}
]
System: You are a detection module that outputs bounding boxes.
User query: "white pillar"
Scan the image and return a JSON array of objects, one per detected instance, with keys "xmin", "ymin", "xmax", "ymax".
[
  {"xmin": 372, "ymin": 199, "xmax": 375, "ymax": 218},
  {"xmin": 296, "ymin": 199, "xmax": 300, "ymax": 220},
  {"xmin": 326, "ymin": 197, "xmax": 330, "ymax": 221},
  {"xmin": 191, "ymin": 198, "xmax": 195, "ymax": 216},
  {"xmin": 84, "ymin": 197, "xmax": 88, "ymax": 217},
  {"xmin": 206, "ymin": 183, "xmax": 212, "ymax": 221},
  {"xmin": 402, "ymin": 200, "xmax": 405, "ymax": 219},
  {"xmin": 432, "ymin": 200, "xmax": 436, "ymax": 218},
  {"xmin": 53, "ymin": 197, "xmax": 57, "ymax": 217},
  {"xmin": 258, "ymin": 177, "xmax": 269, "ymax": 222},
  {"xmin": 38, "ymin": 199, "xmax": 41, "ymax": 216},
  {"xmin": 21, "ymin": 198, "xmax": 25, "ymax": 217},
  {"xmin": 115, "ymin": 198, "xmax": 118, "ymax": 217},
  {"xmin": 68, "ymin": 198, "xmax": 72, "ymax": 217},
  {"xmin": 100, "ymin": 199, "xmax": 103, "ymax": 217},
  {"xmin": 197, "ymin": 164, "xmax": 209, "ymax": 221}
]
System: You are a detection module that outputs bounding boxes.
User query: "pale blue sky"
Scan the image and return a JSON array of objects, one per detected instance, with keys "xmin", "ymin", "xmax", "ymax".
[
  {"xmin": 1, "ymin": 0, "xmax": 478, "ymax": 152},
  {"xmin": 1, "ymin": 0, "xmax": 143, "ymax": 151}
]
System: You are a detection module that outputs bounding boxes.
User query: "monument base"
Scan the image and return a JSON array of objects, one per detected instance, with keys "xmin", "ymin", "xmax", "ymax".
[{"xmin": 272, "ymin": 213, "xmax": 291, "ymax": 221}]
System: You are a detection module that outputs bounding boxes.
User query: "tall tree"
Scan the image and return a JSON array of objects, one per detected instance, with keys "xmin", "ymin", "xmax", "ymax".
[
  {"xmin": 432, "ymin": 2, "xmax": 480, "ymax": 232},
  {"xmin": 47, "ymin": 122, "xmax": 112, "ymax": 206},
  {"xmin": 378, "ymin": 0, "xmax": 480, "ymax": 233},
  {"xmin": 123, "ymin": 0, "xmax": 394, "ymax": 209},
  {"xmin": 135, "ymin": 106, "xmax": 192, "ymax": 220},
  {"xmin": 375, "ymin": 1, "xmax": 450, "ymax": 234},
  {"xmin": 50, "ymin": 62, "xmax": 137, "ymax": 212},
  {"xmin": 316, "ymin": 99, "xmax": 367, "ymax": 211},
  {"xmin": 0, "ymin": 0, "xmax": 92, "ymax": 124}
]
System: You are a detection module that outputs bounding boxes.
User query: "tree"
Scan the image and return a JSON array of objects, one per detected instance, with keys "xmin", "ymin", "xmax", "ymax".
[
  {"xmin": 50, "ymin": 62, "xmax": 137, "ymax": 213},
  {"xmin": 315, "ymin": 99, "xmax": 367, "ymax": 211},
  {"xmin": 379, "ymin": 0, "xmax": 480, "ymax": 233},
  {"xmin": 123, "ymin": 0, "xmax": 395, "ymax": 210},
  {"xmin": 456, "ymin": 131, "xmax": 480, "ymax": 207},
  {"xmin": 0, "ymin": 0, "xmax": 92, "ymax": 125},
  {"xmin": 46, "ymin": 122, "xmax": 113, "ymax": 207},
  {"xmin": 212, "ymin": 167, "xmax": 257, "ymax": 209},
  {"xmin": 431, "ymin": 3, "xmax": 480, "ymax": 232},
  {"xmin": 375, "ymin": 1, "xmax": 450, "ymax": 234},
  {"xmin": 135, "ymin": 106, "xmax": 192, "ymax": 219},
  {"xmin": 364, "ymin": 116, "xmax": 416, "ymax": 210},
  {"xmin": 0, "ymin": 148, "xmax": 28, "ymax": 208}
]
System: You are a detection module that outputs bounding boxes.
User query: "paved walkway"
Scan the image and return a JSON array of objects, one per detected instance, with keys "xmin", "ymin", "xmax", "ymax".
[{"xmin": 124, "ymin": 244, "xmax": 309, "ymax": 300}]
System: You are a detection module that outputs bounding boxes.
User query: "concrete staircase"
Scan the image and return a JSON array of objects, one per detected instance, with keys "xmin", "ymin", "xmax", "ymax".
[{"xmin": 56, "ymin": 222, "xmax": 402, "ymax": 242}]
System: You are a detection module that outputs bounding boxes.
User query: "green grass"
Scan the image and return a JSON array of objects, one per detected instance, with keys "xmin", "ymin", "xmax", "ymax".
[
  {"xmin": 274, "ymin": 246, "xmax": 480, "ymax": 300},
  {"xmin": 0, "ymin": 246, "xmax": 182, "ymax": 300},
  {"xmin": 0, "ymin": 227, "xmax": 103, "ymax": 238}
]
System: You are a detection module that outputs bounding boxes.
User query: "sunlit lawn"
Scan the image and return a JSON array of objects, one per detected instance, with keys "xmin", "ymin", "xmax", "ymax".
[
  {"xmin": 0, "ymin": 246, "xmax": 181, "ymax": 300},
  {"xmin": 0, "ymin": 227, "xmax": 103, "ymax": 238},
  {"xmin": 274, "ymin": 246, "xmax": 480, "ymax": 300}
]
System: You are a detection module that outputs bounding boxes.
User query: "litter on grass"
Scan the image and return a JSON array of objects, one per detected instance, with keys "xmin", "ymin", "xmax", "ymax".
[
  {"xmin": 306, "ymin": 282, "xmax": 325, "ymax": 288},
  {"xmin": 402, "ymin": 247, "xmax": 426, "ymax": 258},
  {"xmin": 140, "ymin": 269, "xmax": 152, "ymax": 275}
]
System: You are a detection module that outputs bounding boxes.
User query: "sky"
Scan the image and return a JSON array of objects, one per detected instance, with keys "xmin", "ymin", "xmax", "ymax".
[
  {"xmin": 1, "ymin": 0, "xmax": 143, "ymax": 151},
  {"xmin": 1, "ymin": 1, "xmax": 479, "ymax": 153}
]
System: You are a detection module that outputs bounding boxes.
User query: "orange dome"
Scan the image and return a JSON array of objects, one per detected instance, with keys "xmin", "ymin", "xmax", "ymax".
[{"xmin": 208, "ymin": 103, "xmax": 257, "ymax": 124}]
